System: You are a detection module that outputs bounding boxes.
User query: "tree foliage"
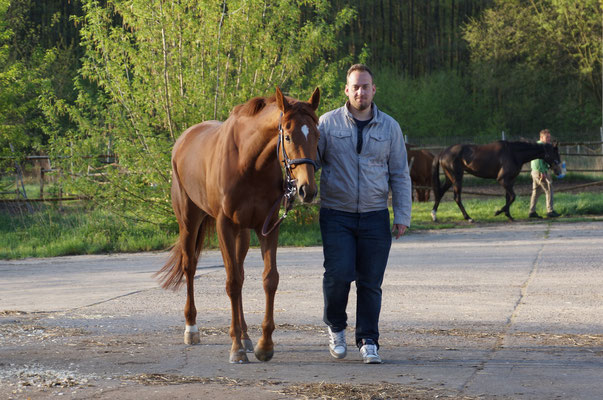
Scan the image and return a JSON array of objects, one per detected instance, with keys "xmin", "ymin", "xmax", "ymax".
[
  {"xmin": 45, "ymin": 0, "xmax": 353, "ymax": 224},
  {"xmin": 0, "ymin": 0, "xmax": 82, "ymax": 169},
  {"xmin": 463, "ymin": 0, "xmax": 602, "ymax": 136}
]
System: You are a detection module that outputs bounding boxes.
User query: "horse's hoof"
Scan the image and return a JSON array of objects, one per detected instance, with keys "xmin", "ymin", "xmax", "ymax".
[
  {"xmin": 254, "ymin": 345, "xmax": 274, "ymax": 362},
  {"xmin": 229, "ymin": 349, "xmax": 249, "ymax": 364},
  {"xmin": 468, "ymin": 218, "xmax": 474, "ymax": 223},
  {"xmin": 243, "ymin": 338, "xmax": 254, "ymax": 353},
  {"xmin": 431, "ymin": 210, "xmax": 437, "ymax": 222},
  {"xmin": 184, "ymin": 331, "xmax": 201, "ymax": 345},
  {"xmin": 494, "ymin": 210, "xmax": 502, "ymax": 216}
]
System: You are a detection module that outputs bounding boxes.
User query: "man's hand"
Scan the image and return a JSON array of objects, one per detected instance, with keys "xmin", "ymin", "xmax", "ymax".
[{"xmin": 392, "ymin": 224, "xmax": 408, "ymax": 239}]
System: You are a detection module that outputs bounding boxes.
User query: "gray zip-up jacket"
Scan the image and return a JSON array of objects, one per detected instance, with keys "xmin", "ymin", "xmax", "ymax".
[{"xmin": 318, "ymin": 102, "xmax": 412, "ymax": 227}]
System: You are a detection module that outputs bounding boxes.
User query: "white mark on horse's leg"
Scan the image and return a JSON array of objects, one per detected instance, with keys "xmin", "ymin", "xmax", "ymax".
[
  {"xmin": 431, "ymin": 210, "xmax": 437, "ymax": 222},
  {"xmin": 184, "ymin": 324, "xmax": 200, "ymax": 345},
  {"xmin": 301, "ymin": 124, "xmax": 309, "ymax": 140}
]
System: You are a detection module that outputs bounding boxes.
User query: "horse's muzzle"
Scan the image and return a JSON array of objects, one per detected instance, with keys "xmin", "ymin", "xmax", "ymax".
[{"xmin": 298, "ymin": 183, "xmax": 317, "ymax": 204}]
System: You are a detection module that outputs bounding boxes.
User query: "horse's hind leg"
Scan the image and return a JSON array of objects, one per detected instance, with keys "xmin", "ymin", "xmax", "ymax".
[
  {"xmin": 253, "ymin": 226, "xmax": 280, "ymax": 362},
  {"xmin": 216, "ymin": 214, "xmax": 249, "ymax": 364},
  {"xmin": 431, "ymin": 178, "xmax": 452, "ymax": 221},
  {"xmin": 172, "ymin": 181, "xmax": 205, "ymax": 345}
]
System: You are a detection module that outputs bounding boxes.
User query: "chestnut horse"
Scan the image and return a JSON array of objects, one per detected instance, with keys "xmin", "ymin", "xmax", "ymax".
[
  {"xmin": 406, "ymin": 145, "xmax": 434, "ymax": 202},
  {"xmin": 431, "ymin": 140, "xmax": 561, "ymax": 222},
  {"xmin": 156, "ymin": 87, "xmax": 320, "ymax": 363}
]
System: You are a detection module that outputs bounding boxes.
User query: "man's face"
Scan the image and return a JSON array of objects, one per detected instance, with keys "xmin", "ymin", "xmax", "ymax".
[
  {"xmin": 345, "ymin": 70, "xmax": 376, "ymax": 112},
  {"xmin": 541, "ymin": 132, "xmax": 551, "ymax": 143}
]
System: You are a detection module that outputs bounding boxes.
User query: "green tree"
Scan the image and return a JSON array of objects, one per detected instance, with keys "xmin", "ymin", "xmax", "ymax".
[
  {"xmin": 1, "ymin": 0, "xmax": 82, "ymax": 168},
  {"xmin": 46, "ymin": 0, "xmax": 353, "ymax": 224},
  {"xmin": 463, "ymin": 0, "xmax": 602, "ymax": 136}
]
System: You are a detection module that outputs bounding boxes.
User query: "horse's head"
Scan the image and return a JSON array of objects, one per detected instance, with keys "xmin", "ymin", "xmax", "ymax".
[
  {"xmin": 543, "ymin": 142, "xmax": 563, "ymax": 176},
  {"xmin": 275, "ymin": 86, "xmax": 320, "ymax": 203}
]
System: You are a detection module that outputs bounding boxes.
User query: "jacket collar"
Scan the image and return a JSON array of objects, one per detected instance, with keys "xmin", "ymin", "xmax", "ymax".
[{"xmin": 343, "ymin": 101, "xmax": 383, "ymax": 124}]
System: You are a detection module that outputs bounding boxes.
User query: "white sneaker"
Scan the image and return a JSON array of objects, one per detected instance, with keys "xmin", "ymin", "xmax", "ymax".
[
  {"xmin": 327, "ymin": 326, "xmax": 347, "ymax": 359},
  {"xmin": 360, "ymin": 339, "xmax": 382, "ymax": 364}
]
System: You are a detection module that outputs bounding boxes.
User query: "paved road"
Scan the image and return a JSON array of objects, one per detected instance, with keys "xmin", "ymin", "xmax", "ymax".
[{"xmin": 1, "ymin": 221, "xmax": 602, "ymax": 399}]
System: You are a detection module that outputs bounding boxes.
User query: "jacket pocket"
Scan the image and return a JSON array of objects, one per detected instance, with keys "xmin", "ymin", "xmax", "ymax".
[
  {"xmin": 366, "ymin": 131, "xmax": 389, "ymax": 161},
  {"xmin": 330, "ymin": 129, "xmax": 353, "ymax": 154}
]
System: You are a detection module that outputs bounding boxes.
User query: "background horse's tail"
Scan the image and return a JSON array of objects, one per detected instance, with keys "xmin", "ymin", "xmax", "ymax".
[
  {"xmin": 154, "ymin": 216, "xmax": 216, "ymax": 290},
  {"xmin": 431, "ymin": 152, "xmax": 442, "ymax": 199}
]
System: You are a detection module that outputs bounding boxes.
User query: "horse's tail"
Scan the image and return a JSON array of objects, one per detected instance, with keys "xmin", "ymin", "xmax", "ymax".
[
  {"xmin": 155, "ymin": 216, "xmax": 216, "ymax": 291},
  {"xmin": 431, "ymin": 151, "xmax": 442, "ymax": 199}
]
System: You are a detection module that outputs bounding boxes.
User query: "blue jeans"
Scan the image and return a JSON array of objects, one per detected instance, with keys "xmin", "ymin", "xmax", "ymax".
[{"xmin": 320, "ymin": 208, "xmax": 392, "ymax": 348}]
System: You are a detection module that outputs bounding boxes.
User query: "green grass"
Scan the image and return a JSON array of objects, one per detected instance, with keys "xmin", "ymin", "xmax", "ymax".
[
  {"xmin": 409, "ymin": 191, "xmax": 603, "ymax": 229},
  {"xmin": 0, "ymin": 202, "xmax": 178, "ymax": 259},
  {"xmin": 2, "ymin": 190, "xmax": 602, "ymax": 260}
]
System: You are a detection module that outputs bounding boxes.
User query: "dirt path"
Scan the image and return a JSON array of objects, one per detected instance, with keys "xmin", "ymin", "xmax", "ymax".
[{"xmin": 1, "ymin": 222, "xmax": 602, "ymax": 399}]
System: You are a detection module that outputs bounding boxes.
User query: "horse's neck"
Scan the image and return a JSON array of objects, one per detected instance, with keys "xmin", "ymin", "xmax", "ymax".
[
  {"xmin": 236, "ymin": 110, "xmax": 280, "ymax": 172},
  {"xmin": 514, "ymin": 142, "xmax": 545, "ymax": 163}
]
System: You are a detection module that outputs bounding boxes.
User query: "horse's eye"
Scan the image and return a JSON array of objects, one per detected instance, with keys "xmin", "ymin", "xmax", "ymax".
[{"xmin": 285, "ymin": 135, "xmax": 291, "ymax": 143}]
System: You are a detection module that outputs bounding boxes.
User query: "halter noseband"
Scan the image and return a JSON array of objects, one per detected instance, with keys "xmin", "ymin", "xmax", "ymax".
[{"xmin": 261, "ymin": 112, "xmax": 318, "ymax": 236}]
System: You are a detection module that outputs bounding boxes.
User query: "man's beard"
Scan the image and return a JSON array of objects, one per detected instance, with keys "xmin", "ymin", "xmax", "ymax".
[{"xmin": 354, "ymin": 99, "xmax": 370, "ymax": 111}]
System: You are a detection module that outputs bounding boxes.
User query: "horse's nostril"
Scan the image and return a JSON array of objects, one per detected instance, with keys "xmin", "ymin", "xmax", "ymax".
[{"xmin": 298, "ymin": 185, "xmax": 306, "ymax": 199}]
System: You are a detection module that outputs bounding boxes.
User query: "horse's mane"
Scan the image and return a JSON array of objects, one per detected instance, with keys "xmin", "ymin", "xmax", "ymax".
[
  {"xmin": 230, "ymin": 94, "xmax": 318, "ymax": 123},
  {"xmin": 231, "ymin": 96, "xmax": 276, "ymax": 117}
]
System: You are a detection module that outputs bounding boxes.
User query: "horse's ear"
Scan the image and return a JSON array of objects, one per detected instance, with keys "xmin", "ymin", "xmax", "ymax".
[
  {"xmin": 275, "ymin": 86, "xmax": 291, "ymax": 113},
  {"xmin": 308, "ymin": 87, "xmax": 320, "ymax": 111}
]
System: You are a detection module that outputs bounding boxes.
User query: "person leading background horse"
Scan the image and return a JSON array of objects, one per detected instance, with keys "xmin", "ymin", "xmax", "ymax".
[
  {"xmin": 431, "ymin": 140, "xmax": 562, "ymax": 222},
  {"xmin": 529, "ymin": 129, "xmax": 561, "ymax": 219}
]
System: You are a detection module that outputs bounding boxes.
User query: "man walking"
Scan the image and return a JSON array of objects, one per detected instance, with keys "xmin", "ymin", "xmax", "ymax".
[{"xmin": 317, "ymin": 64, "xmax": 412, "ymax": 364}]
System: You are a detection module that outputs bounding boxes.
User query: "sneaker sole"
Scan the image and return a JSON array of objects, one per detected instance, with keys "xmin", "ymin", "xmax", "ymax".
[{"xmin": 363, "ymin": 357, "xmax": 382, "ymax": 364}]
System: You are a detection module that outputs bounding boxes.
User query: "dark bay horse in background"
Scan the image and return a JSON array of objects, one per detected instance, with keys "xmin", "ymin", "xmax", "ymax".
[
  {"xmin": 156, "ymin": 87, "xmax": 320, "ymax": 363},
  {"xmin": 431, "ymin": 140, "xmax": 562, "ymax": 222},
  {"xmin": 406, "ymin": 145, "xmax": 434, "ymax": 202}
]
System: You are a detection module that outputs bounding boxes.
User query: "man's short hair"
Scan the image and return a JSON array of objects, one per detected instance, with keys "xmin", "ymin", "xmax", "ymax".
[{"xmin": 347, "ymin": 64, "xmax": 374, "ymax": 81}]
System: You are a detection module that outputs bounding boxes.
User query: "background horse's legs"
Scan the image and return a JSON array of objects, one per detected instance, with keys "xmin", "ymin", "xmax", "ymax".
[
  {"xmin": 431, "ymin": 177, "xmax": 452, "ymax": 221},
  {"xmin": 451, "ymin": 172, "xmax": 473, "ymax": 222},
  {"xmin": 495, "ymin": 179, "xmax": 517, "ymax": 220},
  {"xmin": 216, "ymin": 214, "xmax": 248, "ymax": 364},
  {"xmin": 234, "ymin": 229, "xmax": 254, "ymax": 352},
  {"xmin": 254, "ymin": 227, "xmax": 279, "ymax": 362}
]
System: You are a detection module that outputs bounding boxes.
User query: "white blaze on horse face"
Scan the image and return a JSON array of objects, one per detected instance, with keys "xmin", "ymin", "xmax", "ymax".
[{"xmin": 301, "ymin": 124, "xmax": 309, "ymax": 141}]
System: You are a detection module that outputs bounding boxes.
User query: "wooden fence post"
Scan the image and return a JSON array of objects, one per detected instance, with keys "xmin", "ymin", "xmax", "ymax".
[{"xmin": 39, "ymin": 164, "xmax": 44, "ymax": 199}]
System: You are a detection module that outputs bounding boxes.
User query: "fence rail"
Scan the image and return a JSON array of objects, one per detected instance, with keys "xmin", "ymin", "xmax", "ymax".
[{"xmin": 3, "ymin": 139, "xmax": 603, "ymax": 204}]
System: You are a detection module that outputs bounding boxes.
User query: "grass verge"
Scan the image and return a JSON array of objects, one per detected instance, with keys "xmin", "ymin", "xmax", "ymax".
[{"xmin": 1, "ymin": 190, "xmax": 602, "ymax": 260}]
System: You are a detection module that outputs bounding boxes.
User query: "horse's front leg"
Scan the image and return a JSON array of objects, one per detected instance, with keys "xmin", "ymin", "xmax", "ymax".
[
  {"xmin": 254, "ymin": 227, "xmax": 280, "ymax": 362},
  {"xmin": 495, "ymin": 180, "xmax": 516, "ymax": 221},
  {"xmin": 217, "ymin": 215, "xmax": 248, "ymax": 364},
  {"xmin": 234, "ymin": 228, "xmax": 254, "ymax": 353}
]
